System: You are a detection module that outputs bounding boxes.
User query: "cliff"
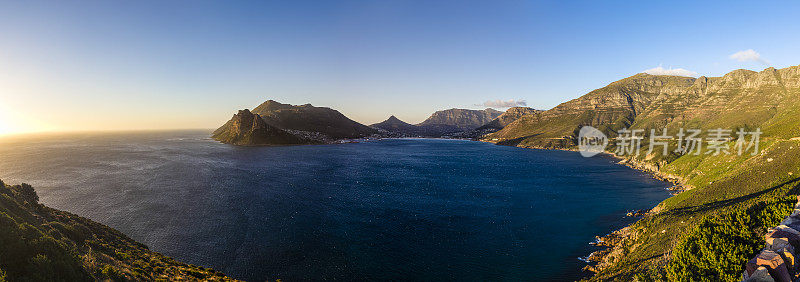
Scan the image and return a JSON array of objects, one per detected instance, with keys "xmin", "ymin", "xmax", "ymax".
[
  {"xmin": 212, "ymin": 109, "xmax": 308, "ymax": 145},
  {"xmin": 416, "ymin": 108, "xmax": 502, "ymax": 136},
  {"xmin": 0, "ymin": 179, "xmax": 235, "ymax": 281}
]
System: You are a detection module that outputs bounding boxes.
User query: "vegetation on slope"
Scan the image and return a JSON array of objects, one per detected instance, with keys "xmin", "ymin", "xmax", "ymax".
[
  {"xmin": 482, "ymin": 65, "xmax": 800, "ymax": 281},
  {"xmin": 589, "ymin": 140, "xmax": 800, "ymax": 281},
  {"xmin": 0, "ymin": 179, "xmax": 234, "ymax": 281},
  {"xmin": 665, "ymin": 196, "xmax": 795, "ymax": 281}
]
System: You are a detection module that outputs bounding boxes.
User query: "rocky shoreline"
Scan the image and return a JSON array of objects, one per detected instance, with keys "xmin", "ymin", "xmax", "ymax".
[
  {"xmin": 490, "ymin": 142, "xmax": 688, "ymax": 279},
  {"xmin": 579, "ymin": 154, "xmax": 687, "ymax": 278}
]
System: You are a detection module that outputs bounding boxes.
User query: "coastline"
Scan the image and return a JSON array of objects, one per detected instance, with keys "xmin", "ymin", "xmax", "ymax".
[{"xmin": 483, "ymin": 140, "xmax": 685, "ymax": 280}]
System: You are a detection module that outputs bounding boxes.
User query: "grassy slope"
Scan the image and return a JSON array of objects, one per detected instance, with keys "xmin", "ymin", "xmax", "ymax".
[
  {"xmin": 590, "ymin": 139, "xmax": 800, "ymax": 281},
  {"xmin": 482, "ymin": 66, "xmax": 800, "ymax": 281},
  {"xmin": 0, "ymin": 180, "xmax": 235, "ymax": 281},
  {"xmin": 592, "ymin": 68, "xmax": 800, "ymax": 280}
]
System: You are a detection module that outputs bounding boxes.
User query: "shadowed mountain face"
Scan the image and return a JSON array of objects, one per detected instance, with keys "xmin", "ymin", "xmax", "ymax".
[
  {"xmin": 484, "ymin": 66, "xmax": 800, "ymax": 148},
  {"xmin": 477, "ymin": 107, "xmax": 543, "ymax": 131},
  {"xmin": 212, "ymin": 109, "xmax": 307, "ymax": 145},
  {"xmin": 251, "ymin": 100, "xmax": 377, "ymax": 139},
  {"xmin": 370, "ymin": 115, "xmax": 422, "ymax": 135},
  {"xmin": 370, "ymin": 109, "xmax": 504, "ymax": 137},
  {"xmin": 419, "ymin": 108, "xmax": 502, "ymax": 129}
]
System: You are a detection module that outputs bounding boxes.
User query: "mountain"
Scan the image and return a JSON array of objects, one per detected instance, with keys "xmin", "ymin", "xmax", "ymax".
[
  {"xmin": 0, "ymin": 179, "xmax": 233, "ymax": 281},
  {"xmin": 476, "ymin": 107, "xmax": 542, "ymax": 131},
  {"xmin": 370, "ymin": 115, "xmax": 422, "ymax": 136},
  {"xmin": 416, "ymin": 108, "xmax": 503, "ymax": 136},
  {"xmin": 251, "ymin": 100, "xmax": 377, "ymax": 139},
  {"xmin": 486, "ymin": 67, "xmax": 800, "ymax": 148},
  {"xmin": 482, "ymin": 65, "xmax": 800, "ymax": 281},
  {"xmin": 484, "ymin": 74, "xmax": 697, "ymax": 148},
  {"xmin": 212, "ymin": 109, "xmax": 308, "ymax": 145}
]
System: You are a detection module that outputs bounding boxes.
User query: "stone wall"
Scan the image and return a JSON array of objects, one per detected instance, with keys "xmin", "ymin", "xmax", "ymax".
[{"xmin": 743, "ymin": 196, "xmax": 800, "ymax": 282}]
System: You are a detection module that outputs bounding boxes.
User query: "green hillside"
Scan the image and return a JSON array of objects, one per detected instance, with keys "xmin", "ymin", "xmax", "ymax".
[
  {"xmin": 483, "ymin": 65, "xmax": 800, "ymax": 281},
  {"xmin": 0, "ymin": 179, "xmax": 234, "ymax": 281}
]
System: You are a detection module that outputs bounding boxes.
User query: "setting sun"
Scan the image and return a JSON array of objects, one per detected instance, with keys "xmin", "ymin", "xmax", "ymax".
[
  {"xmin": 0, "ymin": 106, "xmax": 41, "ymax": 136},
  {"xmin": 0, "ymin": 121, "xmax": 9, "ymax": 135},
  {"xmin": 0, "ymin": 112, "xmax": 15, "ymax": 135}
]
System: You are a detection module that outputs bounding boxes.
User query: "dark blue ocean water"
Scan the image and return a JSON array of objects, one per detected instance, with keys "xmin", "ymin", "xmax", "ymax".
[{"xmin": 0, "ymin": 130, "xmax": 670, "ymax": 281}]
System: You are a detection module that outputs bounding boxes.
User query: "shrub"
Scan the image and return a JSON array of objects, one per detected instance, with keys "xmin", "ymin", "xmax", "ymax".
[
  {"xmin": 666, "ymin": 196, "xmax": 795, "ymax": 281},
  {"xmin": 101, "ymin": 265, "xmax": 125, "ymax": 282}
]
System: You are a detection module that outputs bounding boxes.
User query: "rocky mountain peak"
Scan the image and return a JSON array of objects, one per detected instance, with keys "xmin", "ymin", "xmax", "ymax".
[
  {"xmin": 722, "ymin": 69, "xmax": 757, "ymax": 83},
  {"xmin": 227, "ymin": 109, "xmax": 272, "ymax": 136},
  {"xmin": 254, "ymin": 100, "xmax": 294, "ymax": 112},
  {"xmin": 213, "ymin": 108, "xmax": 307, "ymax": 145}
]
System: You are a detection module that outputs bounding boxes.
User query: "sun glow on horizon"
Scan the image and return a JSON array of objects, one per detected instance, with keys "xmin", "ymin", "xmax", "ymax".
[
  {"xmin": 0, "ymin": 120, "xmax": 10, "ymax": 135},
  {"xmin": 0, "ymin": 104, "xmax": 45, "ymax": 136},
  {"xmin": 0, "ymin": 117, "xmax": 26, "ymax": 136}
]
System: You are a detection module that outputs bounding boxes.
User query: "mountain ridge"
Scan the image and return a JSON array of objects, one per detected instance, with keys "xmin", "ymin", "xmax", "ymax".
[{"xmin": 484, "ymin": 66, "xmax": 800, "ymax": 148}]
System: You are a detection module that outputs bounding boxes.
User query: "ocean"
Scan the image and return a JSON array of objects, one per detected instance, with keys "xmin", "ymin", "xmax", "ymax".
[{"xmin": 0, "ymin": 130, "xmax": 671, "ymax": 281}]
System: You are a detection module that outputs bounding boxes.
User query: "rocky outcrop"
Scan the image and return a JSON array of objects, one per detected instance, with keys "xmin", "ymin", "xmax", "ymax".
[
  {"xmin": 212, "ymin": 109, "xmax": 308, "ymax": 145},
  {"xmin": 477, "ymin": 107, "xmax": 542, "ymax": 130},
  {"xmin": 743, "ymin": 196, "xmax": 800, "ymax": 282}
]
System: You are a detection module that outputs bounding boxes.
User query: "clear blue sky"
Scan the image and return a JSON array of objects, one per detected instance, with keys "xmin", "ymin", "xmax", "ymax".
[{"xmin": 1, "ymin": 0, "xmax": 799, "ymax": 133}]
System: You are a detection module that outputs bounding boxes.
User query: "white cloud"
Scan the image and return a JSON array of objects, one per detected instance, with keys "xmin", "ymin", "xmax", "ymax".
[
  {"xmin": 477, "ymin": 99, "xmax": 527, "ymax": 108},
  {"xmin": 643, "ymin": 66, "xmax": 698, "ymax": 77},
  {"xmin": 729, "ymin": 49, "xmax": 769, "ymax": 65}
]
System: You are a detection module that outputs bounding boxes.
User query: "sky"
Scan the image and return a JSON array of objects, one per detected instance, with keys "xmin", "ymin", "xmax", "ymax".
[{"xmin": 1, "ymin": 0, "xmax": 800, "ymax": 135}]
